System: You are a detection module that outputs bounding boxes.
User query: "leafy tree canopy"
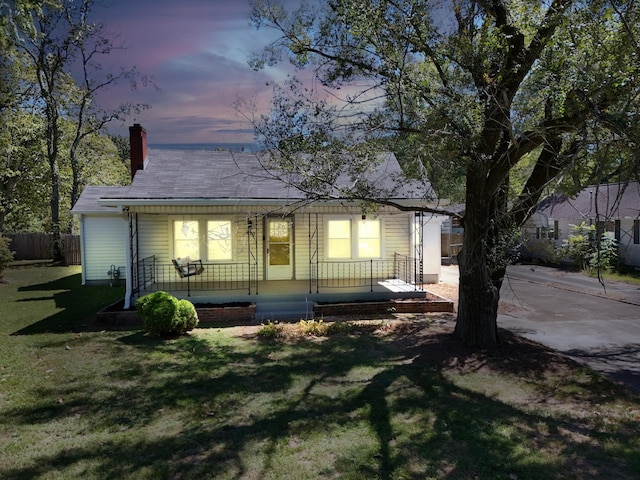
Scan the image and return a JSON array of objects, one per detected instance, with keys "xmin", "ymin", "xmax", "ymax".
[{"xmin": 250, "ymin": 0, "xmax": 640, "ymax": 347}]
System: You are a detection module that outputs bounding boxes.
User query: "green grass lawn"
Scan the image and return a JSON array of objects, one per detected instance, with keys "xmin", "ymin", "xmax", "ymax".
[{"xmin": 1, "ymin": 266, "xmax": 639, "ymax": 479}]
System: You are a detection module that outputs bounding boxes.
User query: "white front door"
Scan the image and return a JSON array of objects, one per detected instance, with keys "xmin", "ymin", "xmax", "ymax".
[{"xmin": 266, "ymin": 218, "xmax": 293, "ymax": 280}]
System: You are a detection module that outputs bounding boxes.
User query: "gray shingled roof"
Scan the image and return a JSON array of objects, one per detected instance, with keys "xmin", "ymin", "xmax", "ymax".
[
  {"xmin": 71, "ymin": 186, "xmax": 131, "ymax": 214},
  {"xmin": 538, "ymin": 181, "xmax": 640, "ymax": 220},
  {"xmin": 91, "ymin": 149, "xmax": 433, "ymax": 205}
]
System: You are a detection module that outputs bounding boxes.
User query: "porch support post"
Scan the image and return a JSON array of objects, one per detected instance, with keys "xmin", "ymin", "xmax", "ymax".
[
  {"xmin": 370, "ymin": 259, "xmax": 373, "ymax": 292},
  {"xmin": 255, "ymin": 213, "xmax": 259, "ymax": 295},
  {"xmin": 124, "ymin": 212, "xmax": 133, "ymax": 309},
  {"xmin": 247, "ymin": 215, "xmax": 252, "ymax": 296},
  {"xmin": 316, "ymin": 213, "xmax": 319, "ymax": 294}
]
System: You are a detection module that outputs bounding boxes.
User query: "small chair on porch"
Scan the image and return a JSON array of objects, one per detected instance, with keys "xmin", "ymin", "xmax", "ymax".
[{"xmin": 172, "ymin": 257, "xmax": 204, "ymax": 278}]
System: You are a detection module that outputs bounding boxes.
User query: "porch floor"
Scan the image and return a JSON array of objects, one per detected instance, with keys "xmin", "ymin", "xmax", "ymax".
[{"xmin": 138, "ymin": 279, "xmax": 427, "ymax": 321}]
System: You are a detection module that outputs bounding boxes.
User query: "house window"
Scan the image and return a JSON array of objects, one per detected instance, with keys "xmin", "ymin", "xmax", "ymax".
[
  {"xmin": 358, "ymin": 219, "xmax": 381, "ymax": 258},
  {"xmin": 326, "ymin": 218, "xmax": 382, "ymax": 259},
  {"xmin": 173, "ymin": 218, "xmax": 234, "ymax": 260},
  {"xmin": 174, "ymin": 220, "xmax": 200, "ymax": 259},
  {"xmin": 207, "ymin": 220, "xmax": 232, "ymax": 260},
  {"xmin": 327, "ymin": 219, "xmax": 351, "ymax": 259}
]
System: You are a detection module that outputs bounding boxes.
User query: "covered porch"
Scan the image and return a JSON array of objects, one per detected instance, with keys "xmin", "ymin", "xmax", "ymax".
[{"xmin": 132, "ymin": 254, "xmax": 429, "ymax": 320}]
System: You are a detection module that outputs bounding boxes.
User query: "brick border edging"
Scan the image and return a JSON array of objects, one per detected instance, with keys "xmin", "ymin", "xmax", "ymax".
[
  {"xmin": 314, "ymin": 298, "xmax": 454, "ymax": 316},
  {"xmin": 96, "ymin": 302, "xmax": 257, "ymax": 326}
]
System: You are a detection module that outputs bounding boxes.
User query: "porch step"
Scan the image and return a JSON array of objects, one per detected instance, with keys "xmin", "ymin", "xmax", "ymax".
[
  {"xmin": 255, "ymin": 297, "xmax": 314, "ymax": 322},
  {"xmin": 378, "ymin": 279, "xmax": 421, "ymax": 293}
]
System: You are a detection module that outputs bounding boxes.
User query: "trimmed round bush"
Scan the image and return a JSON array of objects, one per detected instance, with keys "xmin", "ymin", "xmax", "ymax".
[
  {"xmin": 176, "ymin": 299, "xmax": 199, "ymax": 331},
  {"xmin": 136, "ymin": 291, "xmax": 197, "ymax": 336}
]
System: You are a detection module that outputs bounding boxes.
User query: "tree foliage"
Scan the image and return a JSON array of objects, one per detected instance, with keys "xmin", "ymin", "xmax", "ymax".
[
  {"xmin": 0, "ymin": 234, "xmax": 15, "ymax": 281},
  {"xmin": 1, "ymin": 0, "xmax": 148, "ymax": 245},
  {"xmin": 250, "ymin": 0, "xmax": 640, "ymax": 347}
]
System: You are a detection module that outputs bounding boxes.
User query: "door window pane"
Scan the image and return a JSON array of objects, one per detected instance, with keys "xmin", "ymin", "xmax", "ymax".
[
  {"xmin": 269, "ymin": 220, "xmax": 290, "ymax": 266},
  {"xmin": 269, "ymin": 244, "xmax": 290, "ymax": 265},
  {"xmin": 269, "ymin": 221, "xmax": 290, "ymax": 242}
]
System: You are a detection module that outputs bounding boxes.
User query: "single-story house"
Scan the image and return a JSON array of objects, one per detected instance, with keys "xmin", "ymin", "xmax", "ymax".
[
  {"xmin": 524, "ymin": 181, "xmax": 640, "ymax": 267},
  {"xmin": 72, "ymin": 125, "xmax": 448, "ymax": 317}
]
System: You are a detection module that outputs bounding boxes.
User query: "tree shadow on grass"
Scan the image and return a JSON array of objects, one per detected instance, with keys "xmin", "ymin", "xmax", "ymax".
[
  {"xmin": 11, "ymin": 273, "xmax": 126, "ymax": 335},
  {"xmin": 2, "ymin": 326, "xmax": 638, "ymax": 480}
]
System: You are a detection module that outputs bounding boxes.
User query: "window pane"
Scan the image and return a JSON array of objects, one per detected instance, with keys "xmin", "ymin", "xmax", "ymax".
[
  {"xmin": 207, "ymin": 220, "xmax": 232, "ymax": 260},
  {"xmin": 328, "ymin": 238, "xmax": 351, "ymax": 258},
  {"xmin": 328, "ymin": 220, "xmax": 350, "ymax": 238},
  {"xmin": 269, "ymin": 244, "xmax": 290, "ymax": 265},
  {"xmin": 269, "ymin": 221, "xmax": 290, "ymax": 242},
  {"xmin": 327, "ymin": 220, "xmax": 351, "ymax": 258},
  {"xmin": 174, "ymin": 220, "xmax": 200, "ymax": 259},
  {"xmin": 358, "ymin": 219, "xmax": 380, "ymax": 258}
]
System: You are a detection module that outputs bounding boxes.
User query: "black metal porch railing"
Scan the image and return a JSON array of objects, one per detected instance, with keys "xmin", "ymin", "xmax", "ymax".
[
  {"xmin": 158, "ymin": 262, "xmax": 256, "ymax": 296},
  {"xmin": 134, "ymin": 257, "xmax": 257, "ymax": 297},
  {"xmin": 133, "ymin": 255, "xmax": 156, "ymax": 296},
  {"xmin": 310, "ymin": 253, "xmax": 419, "ymax": 293},
  {"xmin": 133, "ymin": 253, "xmax": 419, "ymax": 297}
]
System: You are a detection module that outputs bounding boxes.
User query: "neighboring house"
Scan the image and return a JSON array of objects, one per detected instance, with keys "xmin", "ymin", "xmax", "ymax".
[
  {"xmin": 524, "ymin": 181, "xmax": 640, "ymax": 267},
  {"xmin": 72, "ymin": 125, "xmax": 447, "ymax": 315}
]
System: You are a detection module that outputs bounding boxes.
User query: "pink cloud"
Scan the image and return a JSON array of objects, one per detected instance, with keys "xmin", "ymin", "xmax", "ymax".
[{"xmin": 91, "ymin": 0, "xmax": 285, "ymax": 143}]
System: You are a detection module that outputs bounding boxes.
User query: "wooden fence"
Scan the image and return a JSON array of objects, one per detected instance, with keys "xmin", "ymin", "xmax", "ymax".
[
  {"xmin": 5, "ymin": 233, "xmax": 81, "ymax": 265},
  {"xmin": 441, "ymin": 233, "xmax": 463, "ymax": 258}
]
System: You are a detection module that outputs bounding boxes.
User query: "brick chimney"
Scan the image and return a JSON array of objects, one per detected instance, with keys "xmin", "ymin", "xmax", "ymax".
[{"xmin": 129, "ymin": 123, "xmax": 148, "ymax": 179}]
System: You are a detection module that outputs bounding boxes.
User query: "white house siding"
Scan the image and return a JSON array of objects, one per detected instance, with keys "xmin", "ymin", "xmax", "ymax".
[
  {"xmin": 81, "ymin": 215, "xmax": 127, "ymax": 283},
  {"xmin": 137, "ymin": 214, "xmax": 170, "ymax": 261}
]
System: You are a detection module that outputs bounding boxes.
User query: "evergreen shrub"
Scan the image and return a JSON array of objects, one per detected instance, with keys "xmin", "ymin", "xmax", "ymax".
[{"xmin": 136, "ymin": 291, "xmax": 198, "ymax": 336}]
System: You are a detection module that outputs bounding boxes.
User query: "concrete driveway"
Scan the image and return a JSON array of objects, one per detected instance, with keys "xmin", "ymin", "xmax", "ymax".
[{"xmin": 497, "ymin": 265, "xmax": 640, "ymax": 393}]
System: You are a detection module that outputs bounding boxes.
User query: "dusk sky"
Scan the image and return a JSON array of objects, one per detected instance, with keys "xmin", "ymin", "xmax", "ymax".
[{"xmin": 93, "ymin": 0, "xmax": 295, "ymax": 145}]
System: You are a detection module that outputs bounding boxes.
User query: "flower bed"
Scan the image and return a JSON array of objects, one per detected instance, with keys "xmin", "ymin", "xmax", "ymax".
[
  {"xmin": 96, "ymin": 300, "xmax": 256, "ymax": 326},
  {"xmin": 314, "ymin": 293, "xmax": 454, "ymax": 316}
]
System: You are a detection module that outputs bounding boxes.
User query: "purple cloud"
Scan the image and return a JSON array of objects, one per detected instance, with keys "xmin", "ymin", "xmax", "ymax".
[{"xmin": 92, "ymin": 0, "xmax": 287, "ymax": 143}]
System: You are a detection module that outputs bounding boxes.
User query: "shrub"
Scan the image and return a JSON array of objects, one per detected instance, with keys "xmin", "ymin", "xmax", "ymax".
[
  {"xmin": 562, "ymin": 222, "xmax": 595, "ymax": 270},
  {"xmin": 296, "ymin": 319, "xmax": 328, "ymax": 336},
  {"xmin": 136, "ymin": 291, "xmax": 198, "ymax": 336},
  {"xmin": 562, "ymin": 223, "xmax": 619, "ymax": 272},
  {"xmin": 588, "ymin": 234, "xmax": 618, "ymax": 272},
  {"xmin": 0, "ymin": 235, "xmax": 15, "ymax": 281},
  {"xmin": 176, "ymin": 299, "xmax": 199, "ymax": 331},
  {"xmin": 257, "ymin": 320, "xmax": 284, "ymax": 339}
]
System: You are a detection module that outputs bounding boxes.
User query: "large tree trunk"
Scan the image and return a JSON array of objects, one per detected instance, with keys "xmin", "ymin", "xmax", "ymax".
[
  {"xmin": 46, "ymin": 103, "xmax": 63, "ymax": 262},
  {"xmin": 454, "ymin": 170, "xmax": 508, "ymax": 348},
  {"xmin": 454, "ymin": 225, "xmax": 501, "ymax": 347}
]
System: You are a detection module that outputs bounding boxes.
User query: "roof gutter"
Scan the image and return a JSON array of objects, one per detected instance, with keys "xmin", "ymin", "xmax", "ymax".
[{"xmin": 96, "ymin": 197, "xmax": 434, "ymax": 208}]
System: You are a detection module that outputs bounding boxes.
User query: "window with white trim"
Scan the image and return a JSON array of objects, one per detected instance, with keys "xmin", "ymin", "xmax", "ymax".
[
  {"xmin": 172, "ymin": 219, "xmax": 233, "ymax": 261},
  {"xmin": 326, "ymin": 218, "xmax": 381, "ymax": 259},
  {"xmin": 358, "ymin": 219, "xmax": 381, "ymax": 257},
  {"xmin": 327, "ymin": 219, "xmax": 351, "ymax": 259}
]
